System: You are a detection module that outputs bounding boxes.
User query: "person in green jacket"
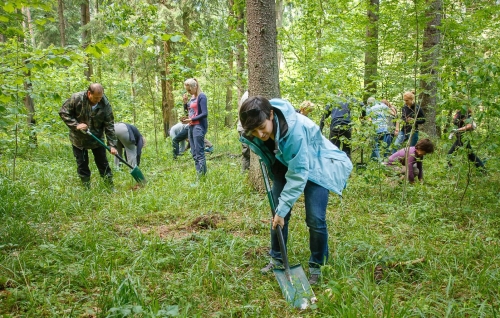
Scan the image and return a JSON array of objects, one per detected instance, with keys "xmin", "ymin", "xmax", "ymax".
[{"xmin": 59, "ymin": 83, "xmax": 117, "ymax": 189}]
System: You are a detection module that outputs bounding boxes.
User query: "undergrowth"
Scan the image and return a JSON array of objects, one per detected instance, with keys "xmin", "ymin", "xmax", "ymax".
[{"xmin": 0, "ymin": 133, "xmax": 499, "ymax": 317}]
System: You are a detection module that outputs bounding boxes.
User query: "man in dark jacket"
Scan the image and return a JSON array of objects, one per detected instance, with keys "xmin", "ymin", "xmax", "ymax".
[
  {"xmin": 59, "ymin": 83, "xmax": 117, "ymax": 189},
  {"xmin": 319, "ymin": 92, "xmax": 359, "ymax": 159},
  {"xmin": 447, "ymin": 109, "xmax": 485, "ymax": 170}
]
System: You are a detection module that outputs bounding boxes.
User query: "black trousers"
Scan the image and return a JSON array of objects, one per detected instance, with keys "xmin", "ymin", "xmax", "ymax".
[
  {"xmin": 72, "ymin": 145, "xmax": 113, "ymax": 179},
  {"xmin": 329, "ymin": 127, "xmax": 352, "ymax": 159},
  {"xmin": 447, "ymin": 135, "xmax": 484, "ymax": 168}
]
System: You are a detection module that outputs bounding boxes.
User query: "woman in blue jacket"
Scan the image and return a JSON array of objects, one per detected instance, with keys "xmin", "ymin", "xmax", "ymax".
[{"xmin": 239, "ymin": 96, "xmax": 352, "ymax": 284}]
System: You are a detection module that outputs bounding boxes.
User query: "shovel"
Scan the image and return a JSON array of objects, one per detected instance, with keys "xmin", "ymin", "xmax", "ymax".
[
  {"xmin": 259, "ymin": 159, "xmax": 316, "ymax": 309},
  {"xmin": 86, "ymin": 130, "xmax": 146, "ymax": 185}
]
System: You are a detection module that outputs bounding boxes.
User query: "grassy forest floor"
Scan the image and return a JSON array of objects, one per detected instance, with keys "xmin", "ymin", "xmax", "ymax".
[{"xmin": 1, "ymin": 130, "xmax": 499, "ymax": 317}]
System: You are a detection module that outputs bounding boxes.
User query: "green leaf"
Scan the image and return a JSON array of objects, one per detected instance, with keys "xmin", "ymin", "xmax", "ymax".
[
  {"xmin": 161, "ymin": 34, "xmax": 172, "ymax": 41},
  {"xmin": 85, "ymin": 46, "xmax": 101, "ymax": 58},
  {"xmin": 170, "ymin": 35, "xmax": 182, "ymax": 42},
  {"xmin": 3, "ymin": 3, "xmax": 14, "ymax": 13},
  {"xmin": 0, "ymin": 15, "xmax": 9, "ymax": 22}
]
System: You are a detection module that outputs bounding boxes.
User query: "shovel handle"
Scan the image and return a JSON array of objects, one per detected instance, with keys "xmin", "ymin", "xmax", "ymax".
[
  {"xmin": 86, "ymin": 130, "xmax": 134, "ymax": 170},
  {"xmin": 259, "ymin": 159, "xmax": 292, "ymax": 281}
]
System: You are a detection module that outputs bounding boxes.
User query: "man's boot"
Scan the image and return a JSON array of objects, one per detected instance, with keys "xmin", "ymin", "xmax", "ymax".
[{"xmin": 80, "ymin": 176, "xmax": 91, "ymax": 189}]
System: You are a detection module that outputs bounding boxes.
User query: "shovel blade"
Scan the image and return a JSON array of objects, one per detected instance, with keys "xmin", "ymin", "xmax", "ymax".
[
  {"xmin": 130, "ymin": 166, "xmax": 147, "ymax": 185},
  {"xmin": 273, "ymin": 264, "xmax": 317, "ymax": 309}
]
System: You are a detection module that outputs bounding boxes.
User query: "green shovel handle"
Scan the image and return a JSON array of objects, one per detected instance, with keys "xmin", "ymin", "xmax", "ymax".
[
  {"xmin": 86, "ymin": 130, "xmax": 134, "ymax": 170},
  {"xmin": 259, "ymin": 159, "xmax": 292, "ymax": 281}
]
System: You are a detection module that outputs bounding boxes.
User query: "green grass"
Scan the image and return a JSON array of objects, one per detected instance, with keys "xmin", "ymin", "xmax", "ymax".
[{"xmin": 1, "ymin": 133, "xmax": 499, "ymax": 317}]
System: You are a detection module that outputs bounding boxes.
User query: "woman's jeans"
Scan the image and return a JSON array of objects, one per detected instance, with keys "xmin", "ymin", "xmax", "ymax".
[
  {"xmin": 172, "ymin": 125, "xmax": 189, "ymax": 158},
  {"xmin": 188, "ymin": 125, "xmax": 207, "ymax": 175},
  {"xmin": 270, "ymin": 170, "xmax": 329, "ymax": 274},
  {"xmin": 394, "ymin": 130, "xmax": 419, "ymax": 151},
  {"xmin": 371, "ymin": 132, "xmax": 393, "ymax": 160}
]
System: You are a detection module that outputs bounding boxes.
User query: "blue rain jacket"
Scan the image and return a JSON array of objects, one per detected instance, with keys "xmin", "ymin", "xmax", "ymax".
[{"xmin": 240, "ymin": 98, "xmax": 353, "ymax": 218}]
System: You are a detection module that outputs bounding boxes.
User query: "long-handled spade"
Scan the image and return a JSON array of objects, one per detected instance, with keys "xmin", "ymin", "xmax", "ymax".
[
  {"xmin": 259, "ymin": 159, "xmax": 316, "ymax": 309},
  {"xmin": 86, "ymin": 130, "xmax": 146, "ymax": 185}
]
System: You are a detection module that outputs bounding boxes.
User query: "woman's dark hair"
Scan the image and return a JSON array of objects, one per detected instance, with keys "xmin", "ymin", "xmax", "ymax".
[
  {"xmin": 239, "ymin": 96, "xmax": 272, "ymax": 135},
  {"xmin": 415, "ymin": 138, "xmax": 435, "ymax": 154}
]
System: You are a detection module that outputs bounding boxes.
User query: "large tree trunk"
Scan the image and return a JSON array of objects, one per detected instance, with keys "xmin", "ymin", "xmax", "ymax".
[
  {"xmin": 181, "ymin": 1, "xmax": 194, "ymax": 71},
  {"xmin": 246, "ymin": 0, "xmax": 280, "ymax": 191},
  {"xmin": 81, "ymin": 0, "xmax": 92, "ymax": 80},
  {"xmin": 363, "ymin": 0, "xmax": 379, "ymax": 102},
  {"xmin": 275, "ymin": 0, "xmax": 284, "ymax": 68},
  {"xmin": 22, "ymin": 7, "xmax": 36, "ymax": 47},
  {"xmin": 57, "ymin": 0, "xmax": 66, "ymax": 47},
  {"xmin": 246, "ymin": 0, "xmax": 280, "ymax": 100},
  {"xmin": 225, "ymin": 0, "xmax": 235, "ymax": 128},
  {"xmin": 235, "ymin": 0, "xmax": 246, "ymax": 100},
  {"xmin": 419, "ymin": 0, "xmax": 442, "ymax": 138}
]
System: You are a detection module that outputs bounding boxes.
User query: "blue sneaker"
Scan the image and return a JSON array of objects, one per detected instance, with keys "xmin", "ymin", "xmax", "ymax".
[{"xmin": 205, "ymin": 146, "xmax": 214, "ymax": 153}]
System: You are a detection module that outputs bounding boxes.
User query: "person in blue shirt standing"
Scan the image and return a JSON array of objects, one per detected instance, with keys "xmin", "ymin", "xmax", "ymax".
[
  {"xmin": 239, "ymin": 96, "xmax": 352, "ymax": 285},
  {"xmin": 366, "ymin": 97, "xmax": 392, "ymax": 160}
]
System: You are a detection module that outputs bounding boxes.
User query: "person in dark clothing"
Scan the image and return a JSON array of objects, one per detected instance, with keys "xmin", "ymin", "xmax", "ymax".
[
  {"xmin": 319, "ymin": 93, "xmax": 359, "ymax": 159},
  {"xmin": 59, "ymin": 83, "xmax": 117, "ymax": 189},
  {"xmin": 114, "ymin": 122, "xmax": 145, "ymax": 167},
  {"xmin": 394, "ymin": 91, "xmax": 426, "ymax": 148},
  {"xmin": 447, "ymin": 109, "xmax": 485, "ymax": 170}
]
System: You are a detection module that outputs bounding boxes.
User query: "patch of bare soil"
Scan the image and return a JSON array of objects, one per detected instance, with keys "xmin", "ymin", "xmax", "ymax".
[
  {"xmin": 118, "ymin": 213, "xmax": 227, "ymax": 240},
  {"xmin": 189, "ymin": 214, "xmax": 225, "ymax": 230}
]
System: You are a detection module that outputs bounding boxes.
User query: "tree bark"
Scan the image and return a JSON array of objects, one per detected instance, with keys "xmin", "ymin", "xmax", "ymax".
[
  {"xmin": 235, "ymin": 0, "xmax": 246, "ymax": 100},
  {"xmin": 419, "ymin": 0, "xmax": 442, "ymax": 138},
  {"xmin": 181, "ymin": 0, "xmax": 194, "ymax": 71},
  {"xmin": 363, "ymin": 0, "xmax": 379, "ymax": 102},
  {"xmin": 81, "ymin": 0, "xmax": 92, "ymax": 80},
  {"xmin": 275, "ymin": 0, "xmax": 284, "ymax": 68},
  {"xmin": 225, "ymin": 0, "xmax": 235, "ymax": 128},
  {"xmin": 246, "ymin": 0, "xmax": 281, "ymax": 192},
  {"xmin": 58, "ymin": 0, "xmax": 66, "ymax": 47},
  {"xmin": 22, "ymin": 7, "xmax": 36, "ymax": 47}
]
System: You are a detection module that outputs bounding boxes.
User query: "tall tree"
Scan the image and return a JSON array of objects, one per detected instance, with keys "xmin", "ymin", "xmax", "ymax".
[
  {"xmin": 246, "ymin": 0, "xmax": 280, "ymax": 99},
  {"xmin": 225, "ymin": 0, "xmax": 235, "ymax": 128},
  {"xmin": 57, "ymin": 0, "xmax": 66, "ymax": 47},
  {"xmin": 363, "ymin": 0, "xmax": 379, "ymax": 102},
  {"xmin": 235, "ymin": 0, "xmax": 246, "ymax": 100},
  {"xmin": 246, "ymin": 0, "xmax": 280, "ymax": 190},
  {"xmin": 419, "ymin": 0, "xmax": 442, "ymax": 138},
  {"xmin": 81, "ymin": 0, "xmax": 92, "ymax": 80},
  {"xmin": 22, "ymin": 7, "xmax": 35, "ymax": 47}
]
